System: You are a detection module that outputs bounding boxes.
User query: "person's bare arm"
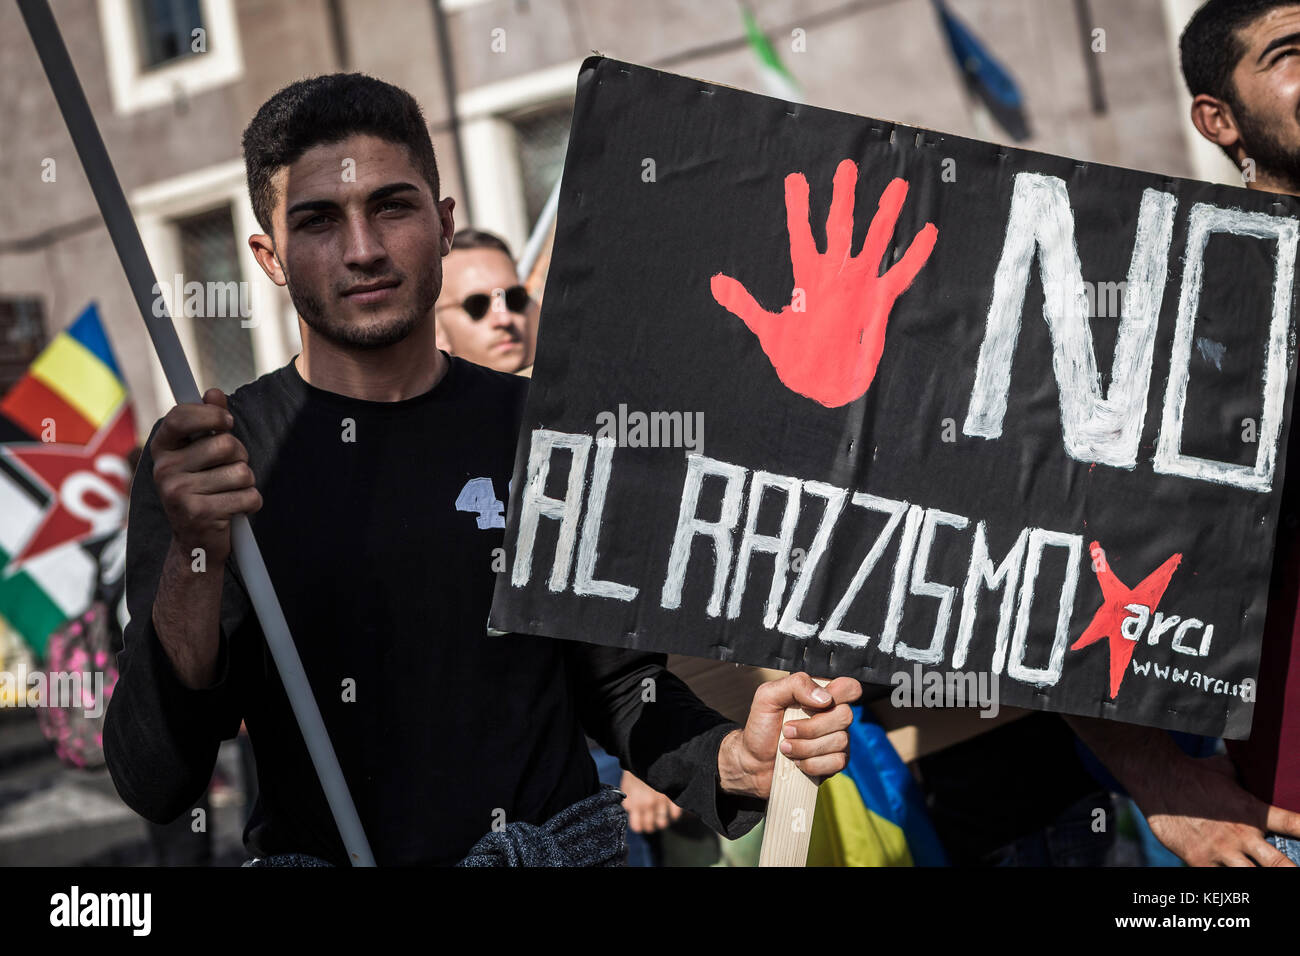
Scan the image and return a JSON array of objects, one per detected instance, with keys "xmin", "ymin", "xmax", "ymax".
[
  {"xmin": 151, "ymin": 538, "xmax": 225, "ymax": 689},
  {"xmin": 148, "ymin": 388, "xmax": 261, "ymax": 688},
  {"xmin": 1065, "ymin": 714, "xmax": 1300, "ymax": 866},
  {"xmin": 102, "ymin": 388, "xmax": 258, "ymax": 823}
]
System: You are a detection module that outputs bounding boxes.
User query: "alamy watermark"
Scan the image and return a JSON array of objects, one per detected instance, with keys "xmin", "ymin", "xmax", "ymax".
[
  {"xmin": 1041, "ymin": 278, "xmax": 1149, "ymax": 320},
  {"xmin": 0, "ymin": 663, "xmax": 105, "ymax": 718},
  {"xmin": 889, "ymin": 662, "xmax": 999, "ymax": 718},
  {"xmin": 595, "ymin": 403, "xmax": 704, "ymax": 453},
  {"xmin": 50, "ymin": 886, "xmax": 150, "ymax": 936},
  {"xmin": 152, "ymin": 274, "xmax": 256, "ymax": 328}
]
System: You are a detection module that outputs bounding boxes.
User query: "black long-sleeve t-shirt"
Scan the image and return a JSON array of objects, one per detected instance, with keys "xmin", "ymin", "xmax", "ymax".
[{"xmin": 103, "ymin": 353, "xmax": 765, "ymax": 865}]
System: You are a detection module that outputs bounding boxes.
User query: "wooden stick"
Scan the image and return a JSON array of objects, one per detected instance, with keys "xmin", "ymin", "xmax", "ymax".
[{"xmin": 758, "ymin": 677, "xmax": 829, "ymax": 867}]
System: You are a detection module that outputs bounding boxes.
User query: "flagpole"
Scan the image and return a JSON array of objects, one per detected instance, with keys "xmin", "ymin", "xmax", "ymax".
[
  {"xmin": 17, "ymin": 0, "xmax": 376, "ymax": 867},
  {"xmin": 517, "ymin": 176, "xmax": 562, "ymax": 283},
  {"xmin": 757, "ymin": 677, "xmax": 831, "ymax": 866}
]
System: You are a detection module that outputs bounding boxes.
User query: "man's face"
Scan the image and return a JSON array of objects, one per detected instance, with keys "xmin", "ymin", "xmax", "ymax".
[
  {"xmin": 435, "ymin": 247, "xmax": 535, "ymax": 372},
  {"xmin": 257, "ymin": 134, "xmax": 452, "ymax": 350},
  {"xmin": 1226, "ymin": 5, "xmax": 1300, "ymax": 188}
]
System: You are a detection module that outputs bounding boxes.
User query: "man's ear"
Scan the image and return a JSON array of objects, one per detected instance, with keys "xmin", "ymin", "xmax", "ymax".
[
  {"xmin": 248, "ymin": 233, "xmax": 287, "ymax": 287},
  {"xmin": 437, "ymin": 196, "xmax": 456, "ymax": 257},
  {"xmin": 1190, "ymin": 93, "xmax": 1244, "ymax": 159}
]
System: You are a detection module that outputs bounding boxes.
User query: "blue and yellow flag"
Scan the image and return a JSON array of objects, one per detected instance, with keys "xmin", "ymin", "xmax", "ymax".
[{"xmin": 808, "ymin": 707, "xmax": 948, "ymax": 866}]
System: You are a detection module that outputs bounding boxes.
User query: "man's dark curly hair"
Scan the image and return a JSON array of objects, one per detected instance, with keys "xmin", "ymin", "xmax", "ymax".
[
  {"xmin": 1180, "ymin": 0, "xmax": 1300, "ymax": 104},
  {"xmin": 241, "ymin": 73, "xmax": 440, "ymax": 235}
]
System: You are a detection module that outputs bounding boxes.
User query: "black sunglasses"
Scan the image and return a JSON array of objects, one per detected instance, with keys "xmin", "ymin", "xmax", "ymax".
[{"xmin": 450, "ymin": 284, "xmax": 530, "ymax": 320}]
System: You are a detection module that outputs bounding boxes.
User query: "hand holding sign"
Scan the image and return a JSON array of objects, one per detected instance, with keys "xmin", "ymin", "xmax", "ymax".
[
  {"xmin": 718, "ymin": 672, "xmax": 862, "ymax": 798},
  {"xmin": 710, "ymin": 159, "xmax": 938, "ymax": 408}
]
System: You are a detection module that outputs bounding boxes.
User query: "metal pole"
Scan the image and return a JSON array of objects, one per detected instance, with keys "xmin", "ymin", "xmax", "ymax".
[
  {"xmin": 517, "ymin": 176, "xmax": 561, "ymax": 283},
  {"xmin": 1072, "ymin": 0, "xmax": 1108, "ymax": 116},
  {"xmin": 17, "ymin": 0, "xmax": 375, "ymax": 867},
  {"xmin": 432, "ymin": 0, "xmax": 473, "ymax": 224}
]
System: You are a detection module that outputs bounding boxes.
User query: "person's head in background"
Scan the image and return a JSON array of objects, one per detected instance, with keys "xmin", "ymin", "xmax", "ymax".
[
  {"xmin": 1182, "ymin": 0, "xmax": 1300, "ymax": 193},
  {"xmin": 435, "ymin": 228, "xmax": 538, "ymax": 373}
]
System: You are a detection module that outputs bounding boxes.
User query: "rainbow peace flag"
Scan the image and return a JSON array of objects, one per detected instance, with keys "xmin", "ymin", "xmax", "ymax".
[
  {"xmin": 0, "ymin": 303, "xmax": 136, "ymax": 656},
  {"xmin": 808, "ymin": 707, "xmax": 949, "ymax": 867}
]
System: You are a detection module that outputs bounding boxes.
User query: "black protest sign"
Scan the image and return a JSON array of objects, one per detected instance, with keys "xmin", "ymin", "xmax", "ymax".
[{"xmin": 487, "ymin": 56, "xmax": 1300, "ymax": 739}]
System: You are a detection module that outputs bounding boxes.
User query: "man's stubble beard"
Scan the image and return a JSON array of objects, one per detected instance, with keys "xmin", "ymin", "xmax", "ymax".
[
  {"xmin": 283, "ymin": 261, "xmax": 441, "ymax": 351},
  {"xmin": 1231, "ymin": 93, "xmax": 1300, "ymax": 193}
]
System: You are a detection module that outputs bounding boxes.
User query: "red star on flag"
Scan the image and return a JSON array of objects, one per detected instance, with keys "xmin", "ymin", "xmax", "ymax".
[
  {"xmin": 3, "ymin": 405, "xmax": 136, "ymax": 567},
  {"xmin": 1071, "ymin": 541, "xmax": 1181, "ymax": 699}
]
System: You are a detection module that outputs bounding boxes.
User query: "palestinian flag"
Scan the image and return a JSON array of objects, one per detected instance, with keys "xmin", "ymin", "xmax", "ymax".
[{"xmin": 0, "ymin": 303, "xmax": 136, "ymax": 656}]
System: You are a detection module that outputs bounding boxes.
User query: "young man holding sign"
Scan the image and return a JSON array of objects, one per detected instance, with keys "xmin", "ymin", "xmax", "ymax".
[
  {"xmin": 1067, "ymin": 0, "xmax": 1300, "ymax": 867},
  {"xmin": 101, "ymin": 74, "xmax": 860, "ymax": 866}
]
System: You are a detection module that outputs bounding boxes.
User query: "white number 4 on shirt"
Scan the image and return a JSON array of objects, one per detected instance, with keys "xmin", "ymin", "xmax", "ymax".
[{"xmin": 455, "ymin": 477, "xmax": 505, "ymax": 529}]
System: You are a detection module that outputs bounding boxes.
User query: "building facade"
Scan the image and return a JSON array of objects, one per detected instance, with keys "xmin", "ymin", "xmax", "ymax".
[{"xmin": 0, "ymin": 0, "xmax": 1234, "ymax": 430}]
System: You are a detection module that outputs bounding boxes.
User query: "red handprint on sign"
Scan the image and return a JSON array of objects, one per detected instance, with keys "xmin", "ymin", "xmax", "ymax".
[{"xmin": 710, "ymin": 159, "xmax": 938, "ymax": 408}]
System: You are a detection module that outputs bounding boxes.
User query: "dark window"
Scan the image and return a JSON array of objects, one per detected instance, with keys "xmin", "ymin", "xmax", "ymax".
[
  {"xmin": 135, "ymin": 0, "xmax": 205, "ymax": 70},
  {"xmin": 176, "ymin": 205, "xmax": 255, "ymax": 394},
  {"xmin": 511, "ymin": 104, "xmax": 572, "ymax": 230},
  {"xmin": 0, "ymin": 298, "xmax": 47, "ymax": 395}
]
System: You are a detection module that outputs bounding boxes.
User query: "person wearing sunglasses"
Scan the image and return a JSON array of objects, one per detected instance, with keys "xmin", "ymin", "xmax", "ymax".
[{"xmin": 433, "ymin": 228, "xmax": 537, "ymax": 374}]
